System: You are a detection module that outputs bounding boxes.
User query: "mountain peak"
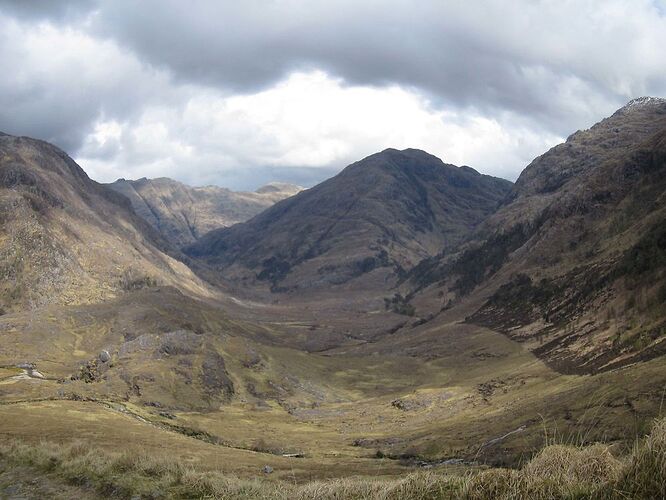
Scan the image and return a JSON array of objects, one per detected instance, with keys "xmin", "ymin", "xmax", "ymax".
[
  {"xmin": 624, "ymin": 96, "xmax": 666, "ymax": 108},
  {"xmin": 348, "ymin": 148, "xmax": 448, "ymax": 177},
  {"xmin": 375, "ymin": 147, "xmax": 442, "ymax": 161},
  {"xmin": 187, "ymin": 148, "xmax": 512, "ymax": 293},
  {"xmin": 255, "ymin": 182, "xmax": 303, "ymax": 195},
  {"xmin": 615, "ymin": 96, "xmax": 666, "ymax": 116},
  {"xmin": 107, "ymin": 176, "xmax": 299, "ymax": 247}
]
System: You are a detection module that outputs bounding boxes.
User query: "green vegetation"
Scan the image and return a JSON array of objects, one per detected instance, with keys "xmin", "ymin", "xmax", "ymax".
[
  {"xmin": 1, "ymin": 417, "xmax": 664, "ymax": 498},
  {"xmin": 119, "ymin": 268, "xmax": 159, "ymax": 291},
  {"xmin": 407, "ymin": 223, "xmax": 535, "ymax": 296},
  {"xmin": 354, "ymin": 249, "xmax": 390, "ymax": 275},
  {"xmin": 257, "ymin": 257, "xmax": 292, "ymax": 285},
  {"xmin": 618, "ymin": 222, "xmax": 666, "ymax": 277},
  {"xmin": 478, "ymin": 273, "xmax": 558, "ymax": 324},
  {"xmin": 384, "ymin": 292, "xmax": 416, "ymax": 316}
]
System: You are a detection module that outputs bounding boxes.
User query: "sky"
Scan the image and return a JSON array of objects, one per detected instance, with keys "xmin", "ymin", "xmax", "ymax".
[{"xmin": 1, "ymin": 1, "xmax": 665, "ymax": 190}]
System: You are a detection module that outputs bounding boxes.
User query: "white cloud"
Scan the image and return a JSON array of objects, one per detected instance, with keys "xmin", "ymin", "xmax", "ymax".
[{"xmin": 77, "ymin": 71, "xmax": 563, "ymax": 188}]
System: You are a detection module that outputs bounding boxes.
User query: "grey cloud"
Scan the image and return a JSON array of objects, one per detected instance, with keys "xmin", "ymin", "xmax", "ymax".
[
  {"xmin": 89, "ymin": 0, "xmax": 666, "ymax": 135},
  {"xmin": 0, "ymin": 12, "xmax": 176, "ymax": 152},
  {"xmin": 0, "ymin": 0, "xmax": 96, "ymax": 23}
]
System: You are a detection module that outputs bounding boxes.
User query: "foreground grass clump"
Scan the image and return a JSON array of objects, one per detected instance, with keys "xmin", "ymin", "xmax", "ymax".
[
  {"xmin": 611, "ymin": 416, "xmax": 666, "ymax": 498},
  {"xmin": 1, "ymin": 417, "xmax": 664, "ymax": 499},
  {"xmin": 465, "ymin": 444, "xmax": 623, "ymax": 499}
]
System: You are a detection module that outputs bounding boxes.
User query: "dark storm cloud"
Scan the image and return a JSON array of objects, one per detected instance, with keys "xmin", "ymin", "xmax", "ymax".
[
  {"xmin": 89, "ymin": 0, "xmax": 666, "ymax": 134},
  {"xmin": 0, "ymin": 0, "xmax": 95, "ymax": 22},
  {"xmin": 0, "ymin": 7, "xmax": 175, "ymax": 152},
  {"xmin": 93, "ymin": 2, "xmax": 546, "ymax": 112}
]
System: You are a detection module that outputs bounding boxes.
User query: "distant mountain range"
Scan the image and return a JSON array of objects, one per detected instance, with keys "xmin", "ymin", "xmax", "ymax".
[
  {"xmin": 108, "ymin": 177, "xmax": 301, "ymax": 248},
  {"xmin": 2, "ymin": 98, "xmax": 665, "ymax": 374}
]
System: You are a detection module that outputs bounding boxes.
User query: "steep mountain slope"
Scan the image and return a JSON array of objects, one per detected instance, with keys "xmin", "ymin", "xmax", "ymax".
[
  {"xmin": 407, "ymin": 97, "xmax": 666, "ymax": 374},
  {"xmin": 108, "ymin": 177, "xmax": 301, "ymax": 248},
  {"xmin": 186, "ymin": 148, "xmax": 512, "ymax": 293},
  {"xmin": 0, "ymin": 133, "xmax": 213, "ymax": 313}
]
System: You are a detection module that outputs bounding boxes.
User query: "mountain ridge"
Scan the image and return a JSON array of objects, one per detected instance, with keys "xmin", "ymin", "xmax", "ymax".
[
  {"xmin": 108, "ymin": 177, "xmax": 301, "ymax": 248},
  {"xmin": 0, "ymin": 101, "xmax": 665, "ymax": 483}
]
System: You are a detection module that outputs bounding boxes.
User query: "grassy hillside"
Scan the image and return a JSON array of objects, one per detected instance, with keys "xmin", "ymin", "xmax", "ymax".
[{"xmin": 1, "ymin": 285, "xmax": 664, "ymax": 480}]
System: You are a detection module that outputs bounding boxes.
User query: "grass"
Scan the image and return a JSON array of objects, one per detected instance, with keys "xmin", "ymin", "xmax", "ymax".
[
  {"xmin": 1, "ymin": 417, "xmax": 664, "ymax": 499},
  {"xmin": 612, "ymin": 416, "xmax": 666, "ymax": 498}
]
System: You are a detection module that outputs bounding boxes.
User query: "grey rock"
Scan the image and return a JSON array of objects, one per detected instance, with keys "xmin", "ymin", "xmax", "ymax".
[
  {"xmin": 159, "ymin": 330, "xmax": 201, "ymax": 356},
  {"xmin": 119, "ymin": 334, "xmax": 157, "ymax": 358},
  {"xmin": 4, "ymin": 484, "xmax": 21, "ymax": 495},
  {"xmin": 99, "ymin": 350, "xmax": 111, "ymax": 363},
  {"xmin": 262, "ymin": 465, "xmax": 273, "ymax": 474}
]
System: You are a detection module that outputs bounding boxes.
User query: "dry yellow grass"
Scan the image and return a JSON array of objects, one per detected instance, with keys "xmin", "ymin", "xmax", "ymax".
[{"xmin": 1, "ymin": 417, "xmax": 665, "ymax": 499}]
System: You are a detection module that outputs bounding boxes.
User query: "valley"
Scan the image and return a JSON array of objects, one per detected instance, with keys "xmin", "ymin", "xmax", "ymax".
[{"xmin": 0, "ymin": 98, "xmax": 665, "ymax": 498}]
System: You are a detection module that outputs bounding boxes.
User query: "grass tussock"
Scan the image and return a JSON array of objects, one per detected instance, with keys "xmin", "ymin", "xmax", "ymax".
[
  {"xmin": 465, "ymin": 444, "xmax": 623, "ymax": 499},
  {"xmin": 1, "ymin": 417, "xmax": 665, "ymax": 499},
  {"xmin": 611, "ymin": 416, "xmax": 666, "ymax": 498}
]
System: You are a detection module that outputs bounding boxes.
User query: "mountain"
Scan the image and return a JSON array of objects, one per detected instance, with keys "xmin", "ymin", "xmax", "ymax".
[
  {"xmin": 185, "ymin": 148, "xmax": 512, "ymax": 294},
  {"xmin": 406, "ymin": 97, "xmax": 666, "ymax": 374},
  {"xmin": 108, "ymin": 177, "xmax": 301, "ymax": 248},
  {"xmin": 0, "ymin": 133, "xmax": 213, "ymax": 313}
]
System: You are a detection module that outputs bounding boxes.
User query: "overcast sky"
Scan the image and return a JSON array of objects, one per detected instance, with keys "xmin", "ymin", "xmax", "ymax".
[{"xmin": 1, "ymin": 0, "xmax": 665, "ymax": 190}]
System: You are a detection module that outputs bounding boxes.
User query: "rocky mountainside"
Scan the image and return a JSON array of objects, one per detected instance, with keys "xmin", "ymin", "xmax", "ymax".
[
  {"xmin": 0, "ymin": 133, "xmax": 213, "ymax": 313},
  {"xmin": 108, "ymin": 177, "xmax": 301, "ymax": 248},
  {"xmin": 407, "ymin": 97, "xmax": 666, "ymax": 374},
  {"xmin": 185, "ymin": 148, "xmax": 512, "ymax": 293}
]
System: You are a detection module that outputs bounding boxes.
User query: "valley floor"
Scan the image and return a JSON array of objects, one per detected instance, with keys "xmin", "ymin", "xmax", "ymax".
[{"xmin": 0, "ymin": 287, "xmax": 665, "ymax": 498}]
